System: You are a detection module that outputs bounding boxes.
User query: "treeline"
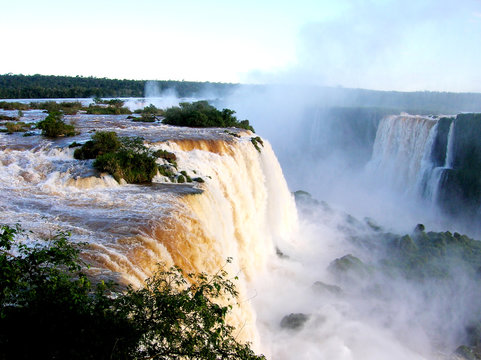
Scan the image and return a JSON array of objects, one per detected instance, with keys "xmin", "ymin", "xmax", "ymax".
[{"xmin": 0, "ymin": 74, "xmax": 237, "ymax": 99}]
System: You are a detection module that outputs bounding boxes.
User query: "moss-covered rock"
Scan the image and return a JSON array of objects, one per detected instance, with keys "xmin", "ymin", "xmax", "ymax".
[
  {"xmin": 177, "ymin": 175, "xmax": 186, "ymax": 184},
  {"xmin": 312, "ymin": 281, "xmax": 343, "ymax": 296},
  {"xmin": 453, "ymin": 345, "xmax": 481, "ymax": 360},
  {"xmin": 250, "ymin": 136, "xmax": 264, "ymax": 152},
  {"xmin": 328, "ymin": 254, "xmax": 372, "ymax": 281}
]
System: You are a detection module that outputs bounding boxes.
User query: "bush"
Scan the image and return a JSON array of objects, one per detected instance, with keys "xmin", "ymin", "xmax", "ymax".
[
  {"xmin": 74, "ymin": 131, "xmax": 122, "ymax": 160},
  {"xmin": 36, "ymin": 111, "xmax": 76, "ymax": 138},
  {"xmin": 94, "ymin": 150, "xmax": 158, "ymax": 184},
  {"xmin": 75, "ymin": 132, "xmax": 161, "ymax": 184},
  {"xmin": 162, "ymin": 101, "xmax": 255, "ymax": 132},
  {"xmin": 132, "ymin": 104, "xmax": 163, "ymax": 122},
  {"xmin": 153, "ymin": 149, "xmax": 177, "ymax": 163},
  {"xmin": 86, "ymin": 99, "xmax": 132, "ymax": 115},
  {"xmin": 0, "ymin": 225, "xmax": 264, "ymax": 360},
  {"xmin": 86, "ymin": 104, "xmax": 132, "ymax": 115}
]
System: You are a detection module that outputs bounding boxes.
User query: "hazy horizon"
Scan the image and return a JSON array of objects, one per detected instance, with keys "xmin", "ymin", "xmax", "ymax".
[{"xmin": 2, "ymin": 0, "xmax": 481, "ymax": 93}]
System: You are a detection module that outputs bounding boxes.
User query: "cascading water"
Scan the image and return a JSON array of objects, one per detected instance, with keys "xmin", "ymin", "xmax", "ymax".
[
  {"xmin": 428, "ymin": 120, "xmax": 456, "ymax": 204},
  {"xmin": 445, "ymin": 120, "xmax": 456, "ymax": 169},
  {"xmin": 0, "ymin": 113, "xmax": 298, "ymax": 349},
  {"xmin": 2, "ymin": 107, "xmax": 478, "ymax": 359},
  {"xmin": 366, "ymin": 114, "xmax": 438, "ymax": 196},
  {"xmin": 364, "ymin": 114, "xmax": 462, "ymax": 216}
]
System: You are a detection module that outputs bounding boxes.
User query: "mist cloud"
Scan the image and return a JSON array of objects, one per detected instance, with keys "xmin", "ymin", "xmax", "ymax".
[{"xmin": 245, "ymin": 0, "xmax": 481, "ymax": 92}]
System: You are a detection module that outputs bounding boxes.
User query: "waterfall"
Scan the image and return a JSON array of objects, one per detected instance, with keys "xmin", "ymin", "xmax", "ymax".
[
  {"xmin": 366, "ymin": 115, "xmax": 437, "ymax": 196},
  {"xmin": 0, "ymin": 129, "xmax": 298, "ymax": 348},
  {"xmin": 365, "ymin": 115, "xmax": 460, "ymax": 211},
  {"xmin": 444, "ymin": 120, "xmax": 455, "ymax": 169},
  {"xmin": 426, "ymin": 119, "xmax": 456, "ymax": 204}
]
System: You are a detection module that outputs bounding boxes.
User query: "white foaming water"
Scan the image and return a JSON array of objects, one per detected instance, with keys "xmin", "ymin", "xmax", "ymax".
[
  {"xmin": 366, "ymin": 115, "xmax": 437, "ymax": 196},
  {"xmin": 1, "ymin": 110, "xmax": 472, "ymax": 359},
  {"xmin": 0, "ymin": 120, "xmax": 298, "ymax": 349},
  {"xmin": 444, "ymin": 120, "xmax": 456, "ymax": 169}
]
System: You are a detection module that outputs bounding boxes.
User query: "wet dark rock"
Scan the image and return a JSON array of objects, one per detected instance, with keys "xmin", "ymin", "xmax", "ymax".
[
  {"xmin": 312, "ymin": 281, "xmax": 343, "ymax": 296},
  {"xmin": 293, "ymin": 190, "xmax": 319, "ymax": 207},
  {"xmin": 452, "ymin": 345, "xmax": 481, "ymax": 360},
  {"xmin": 414, "ymin": 223, "xmax": 425, "ymax": 233},
  {"xmin": 276, "ymin": 247, "xmax": 289, "ymax": 259},
  {"xmin": 280, "ymin": 313, "xmax": 309, "ymax": 330},
  {"xmin": 364, "ymin": 217, "xmax": 382, "ymax": 232}
]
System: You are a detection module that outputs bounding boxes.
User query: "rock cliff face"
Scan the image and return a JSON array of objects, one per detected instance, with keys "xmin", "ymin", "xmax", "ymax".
[{"xmin": 436, "ymin": 114, "xmax": 481, "ymax": 223}]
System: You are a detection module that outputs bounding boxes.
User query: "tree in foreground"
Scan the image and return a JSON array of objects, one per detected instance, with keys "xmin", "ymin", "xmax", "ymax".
[{"xmin": 0, "ymin": 224, "xmax": 264, "ymax": 360}]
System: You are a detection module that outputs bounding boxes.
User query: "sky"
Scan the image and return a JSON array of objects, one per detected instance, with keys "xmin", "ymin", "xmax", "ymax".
[{"xmin": 1, "ymin": 0, "xmax": 481, "ymax": 92}]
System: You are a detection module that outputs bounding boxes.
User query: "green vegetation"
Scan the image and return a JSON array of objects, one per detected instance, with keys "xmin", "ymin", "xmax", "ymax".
[
  {"xmin": 4, "ymin": 121, "xmax": 32, "ymax": 133},
  {"xmin": 158, "ymin": 165, "xmax": 176, "ymax": 179},
  {"xmin": 180, "ymin": 170, "xmax": 193, "ymax": 182},
  {"xmin": 0, "ymin": 74, "xmax": 237, "ymax": 99},
  {"xmin": 162, "ymin": 101, "xmax": 254, "ymax": 132},
  {"xmin": 250, "ymin": 136, "xmax": 264, "ymax": 152},
  {"xmin": 132, "ymin": 104, "xmax": 163, "ymax": 122},
  {"xmin": 153, "ymin": 149, "xmax": 177, "ymax": 164},
  {"xmin": 74, "ymin": 132, "xmax": 159, "ymax": 184},
  {"xmin": 86, "ymin": 99, "xmax": 132, "ymax": 115},
  {"xmin": 224, "ymin": 130, "xmax": 241, "ymax": 138},
  {"xmin": 379, "ymin": 226, "xmax": 481, "ymax": 279},
  {"xmin": 342, "ymin": 223, "xmax": 481, "ymax": 280},
  {"xmin": 0, "ymin": 114, "xmax": 16, "ymax": 121},
  {"xmin": 37, "ymin": 111, "xmax": 76, "ymax": 138},
  {"xmin": 0, "ymin": 224, "xmax": 264, "ymax": 359},
  {"xmin": 328, "ymin": 254, "xmax": 373, "ymax": 281},
  {"xmin": 74, "ymin": 134, "xmax": 200, "ymax": 185},
  {"xmin": 34, "ymin": 101, "xmax": 83, "ymax": 115},
  {"xmin": 73, "ymin": 131, "xmax": 122, "ymax": 159},
  {"xmin": 0, "ymin": 101, "xmax": 30, "ymax": 110}
]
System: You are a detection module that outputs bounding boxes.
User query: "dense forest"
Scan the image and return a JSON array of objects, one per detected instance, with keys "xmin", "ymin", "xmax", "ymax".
[
  {"xmin": 2, "ymin": 74, "xmax": 481, "ymax": 114},
  {"xmin": 0, "ymin": 74, "xmax": 237, "ymax": 99}
]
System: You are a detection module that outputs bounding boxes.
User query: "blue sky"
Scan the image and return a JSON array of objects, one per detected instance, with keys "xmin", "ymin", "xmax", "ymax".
[{"xmin": 1, "ymin": 0, "xmax": 481, "ymax": 92}]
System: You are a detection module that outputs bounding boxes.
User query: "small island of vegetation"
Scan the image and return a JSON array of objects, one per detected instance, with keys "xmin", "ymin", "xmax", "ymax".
[{"xmin": 162, "ymin": 101, "xmax": 254, "ymax": 132}]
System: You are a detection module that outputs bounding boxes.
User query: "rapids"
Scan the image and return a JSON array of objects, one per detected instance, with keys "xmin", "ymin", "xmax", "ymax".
[{"xmin": 0, "ymin": 110, "xmax": 297, "ymax": 348}]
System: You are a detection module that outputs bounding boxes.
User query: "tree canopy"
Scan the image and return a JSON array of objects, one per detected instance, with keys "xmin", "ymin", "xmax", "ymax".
[
  {"xmin": 0, "ymin": 74, "xmax": 237, "ymax": 99},
  {"xmin": 0, "ymin": 224, "xmax": 264, "ymax": 360}
]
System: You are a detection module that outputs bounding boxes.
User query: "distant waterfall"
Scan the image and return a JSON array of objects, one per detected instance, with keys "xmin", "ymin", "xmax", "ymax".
[
  {"xmin": 366, "ymin": 115, "xmax": 458, "ymax": 207},
  {"xmin": 445, "ymin": 121, "xmax": 456, "ymax": 169},
  {"xmin": 366, "ymin": 115, "xmax": 437, "ymax": 196}
]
